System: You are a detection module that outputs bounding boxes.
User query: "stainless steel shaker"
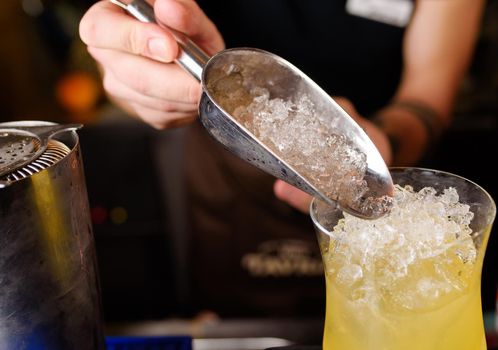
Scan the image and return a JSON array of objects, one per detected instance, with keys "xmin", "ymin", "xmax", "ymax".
[{"xmin": 0, "ymin": 121, "xmax": 105, "ymax": 349}]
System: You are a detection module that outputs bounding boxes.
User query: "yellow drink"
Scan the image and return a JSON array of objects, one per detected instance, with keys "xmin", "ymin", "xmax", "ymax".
[
  {"xmin": 322, "ymin": 243, "xmax": 488, "ymax": 350},
  {"xmin": 311, "ymin": 168, "xmax": 496, "ymax": 350}
]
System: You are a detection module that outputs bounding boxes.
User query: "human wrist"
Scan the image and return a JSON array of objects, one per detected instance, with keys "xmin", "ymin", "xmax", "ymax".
[
  {"xmin": 387, "ymin": 100, "xmax": 445, "ymax": 148},
  {"xmin": 372, "ymin": 100, "xmax": 444, "ymax": 165}
]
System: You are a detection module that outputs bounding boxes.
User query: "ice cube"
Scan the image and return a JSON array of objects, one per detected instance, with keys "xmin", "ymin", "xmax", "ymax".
[{"xmin": 324, "ymin": 185, "xmax": 477, "ymax": 311}]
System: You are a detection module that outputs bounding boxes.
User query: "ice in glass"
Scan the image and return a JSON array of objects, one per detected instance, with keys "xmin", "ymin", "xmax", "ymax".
[{"xmin": 311, "ymin": 168, "xmax": 496, "ymax": 350}]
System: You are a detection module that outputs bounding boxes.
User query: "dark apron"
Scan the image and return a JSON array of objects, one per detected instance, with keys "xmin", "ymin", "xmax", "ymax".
[{"xmin": 185, "ymin": 123, "xmax": 325, "ymax": 317}]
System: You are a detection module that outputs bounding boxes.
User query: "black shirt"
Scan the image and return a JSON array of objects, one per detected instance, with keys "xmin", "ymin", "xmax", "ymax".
[{"xmin": 197, "ymin": 0, "xmax": 408, "ymax": 115}]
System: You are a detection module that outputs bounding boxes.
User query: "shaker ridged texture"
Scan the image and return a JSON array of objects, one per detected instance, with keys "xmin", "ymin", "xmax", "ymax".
[{"xmin": 1, "ymin": 140, "xmax": 70, "ymax": 181}]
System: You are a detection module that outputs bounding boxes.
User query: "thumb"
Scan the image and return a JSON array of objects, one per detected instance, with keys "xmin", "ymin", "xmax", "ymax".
[{"xmin": 79, "ymin": 1, "xmax": 179, "ymax": 62}]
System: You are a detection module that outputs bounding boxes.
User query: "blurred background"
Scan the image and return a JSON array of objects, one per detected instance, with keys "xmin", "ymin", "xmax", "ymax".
[{"xmin": 1, "ymin": 0, "xmax": 498, "ymax": 347}]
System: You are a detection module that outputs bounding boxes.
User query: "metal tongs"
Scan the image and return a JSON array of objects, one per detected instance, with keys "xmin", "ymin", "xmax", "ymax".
[{"xmin": 109, "ymin": 0, "xmax": 394, "ymax": 219}]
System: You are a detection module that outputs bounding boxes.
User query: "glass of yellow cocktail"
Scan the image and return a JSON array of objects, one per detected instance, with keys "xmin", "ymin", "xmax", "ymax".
[{"xmin": 311, "ymin": 168, "xmax": 496, "ymax": 350}]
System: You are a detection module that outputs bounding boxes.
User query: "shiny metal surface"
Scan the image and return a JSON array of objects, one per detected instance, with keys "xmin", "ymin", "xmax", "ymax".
[
  {"xmin": 201, "ymin": 49, "xmax": 394, "ymax": 218},
  {"xmin": 112, "ymin": 0, "xmax": 394, "ymax": 218},
  {"xmin": 0, "ymin": 121, "xmax": 81, "ymax": 178},
  {"xmin": 2, "ymin": 139, "xmax": 70, "ymax": 182},
  {"xmin": 0, "ymin": 121, "xmax": 105, "ymax": 349}
]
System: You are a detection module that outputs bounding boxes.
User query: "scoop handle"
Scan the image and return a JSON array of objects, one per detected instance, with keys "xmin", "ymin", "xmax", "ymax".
[{"xmin": 112, "ymin": 0, "xmax": 209, "ymax": 81}]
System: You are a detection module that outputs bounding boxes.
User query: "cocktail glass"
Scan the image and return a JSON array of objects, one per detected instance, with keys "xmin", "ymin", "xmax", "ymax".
[{"xmin": 310, "ymin": 167, "xmax": 496, "ymax": 350}]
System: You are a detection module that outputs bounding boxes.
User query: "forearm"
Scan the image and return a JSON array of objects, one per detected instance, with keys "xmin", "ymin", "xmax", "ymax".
[{"xmin": 374, "ymin": 0, "xmax": 485, "ymax": 166}]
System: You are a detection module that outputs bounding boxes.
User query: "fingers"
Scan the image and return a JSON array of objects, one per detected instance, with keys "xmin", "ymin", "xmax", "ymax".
[
  {"xmin": 80, "ymin": 1, "xmax": 178, "ymax": 62},
  {"xmin": 273, "ymin": 180, "xmax": 312, "ymax": 214},
  {"xmin": 128, "ymin": 102, "xmax": 198, "ymax": 129},
  {"xmin": 89, "ymin": 46, "xmax": 202, "ymax": 104},
  {"xmin": 80, "ymin": 0, "xmax": 225, "ymax": 62},
  {"xmin": 102, "ymin": 68, "xmax": 198, "ymax": 113},
  {"xmin": 355, "ymin": 118, "xmax": 393, "ymax": 165},
  {"xmin": 334, "ymin": 97, "xmax": 393, "ymax": 164},
  {"xmin": 154, "ymin": 0, "xmax": 225, "ymax": 54},
  {"xmin": 333, "ymin": 96, "xmax": 359, "ymax": 120}
]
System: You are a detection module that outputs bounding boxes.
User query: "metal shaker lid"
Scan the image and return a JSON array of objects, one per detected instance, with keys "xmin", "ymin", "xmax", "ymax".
[{"xmin": 0, "ymin": 121, "xmax": 81, "ymax": 182}]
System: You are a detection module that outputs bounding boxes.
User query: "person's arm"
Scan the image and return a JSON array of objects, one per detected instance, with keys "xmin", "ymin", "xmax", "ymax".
[
  {"xmin": 275, "ymin": 0, "xmax": 485, "ymax": 212},
  {"xmin": 373, "ymin": 0, "xmax": 485, "ymax": 165}
]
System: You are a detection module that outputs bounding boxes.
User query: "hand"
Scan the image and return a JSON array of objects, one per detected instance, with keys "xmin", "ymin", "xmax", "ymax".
[
  {"xmin": 274, "ymin": 97, "xmax": 393, "ymax": 213},
  {"xmin": 335, "ymin": 97, "xmax": 392, "ymax": 166},
  {"xmin": 79, "ymin": 0, "xmax": 224, "ymax": 129}
]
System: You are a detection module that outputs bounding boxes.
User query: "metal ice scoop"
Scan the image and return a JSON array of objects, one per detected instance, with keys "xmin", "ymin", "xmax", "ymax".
[{"xmin": 110, "ymin": 0, "xmax": 394, "ymax": 218}]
